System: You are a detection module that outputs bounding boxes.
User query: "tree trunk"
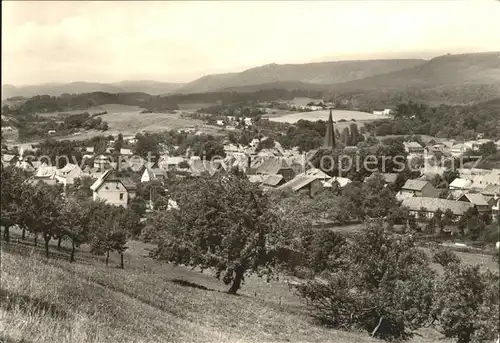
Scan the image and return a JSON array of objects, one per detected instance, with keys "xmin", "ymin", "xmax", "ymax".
[
  {"xmin": 70, "ymin": 241, "xmax": 76, "ymax": 263},
  {"xmin": 44, "ymin": 235, "xmax": 50, "ymax": 258},
  {"xmin": 3, "ymin": 226, "xmax": 10, "ymax": 242},
  {"xmin": 34, "ymin": 234, "xmax": 38, "ymax": 246},
  {"xmin": 22, "ymin": 227, "xmax": 26, "ymax": 240},
  {"xmin": 105, "ymin": 250, "xmax": 109, "ymax": 267},
  {"xmin": 228, "ymin": 264, "xmax": 245, "ymax": 295},
  {"xmin": 120, "ymin": 253, "xmax": 124, "ymax": 269},
  {"xmin": 57, "ymin": 237, "xmax": 62, "ymax": 251}
]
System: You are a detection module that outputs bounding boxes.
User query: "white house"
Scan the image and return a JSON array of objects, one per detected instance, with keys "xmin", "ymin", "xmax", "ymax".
[
  {"xmin": 90, "ymin": 170, "xmax": 137, "ymax": 208},
  {"xmin": 54, "ymin": 163, "xmax": 83, "ymax": 185}
]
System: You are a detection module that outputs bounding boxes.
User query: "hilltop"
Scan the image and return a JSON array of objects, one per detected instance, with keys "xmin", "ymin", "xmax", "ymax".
[
  {"xmin": 330, "ymin": 52, "xmax": 500, "ymax": 91},
  {"xmin": 1, "ymin": 81, "xmax": 185, "ymax": 100},
  {"xmin": 175, "ymin": 59, "xmax": 426, "ymax": 94}
]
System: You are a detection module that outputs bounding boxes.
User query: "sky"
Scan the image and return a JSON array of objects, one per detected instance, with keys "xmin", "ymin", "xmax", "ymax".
[{"xmin": 2, "ymin": 0, "xmax": 500, "ymax": 86}]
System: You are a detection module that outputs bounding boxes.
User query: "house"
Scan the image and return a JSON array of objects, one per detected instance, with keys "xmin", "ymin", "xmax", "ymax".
[
  {"xmin": 400, "ymin": 179, "xmax": 439, "ymax": 198},
  {"xmin": 278, "ymin": 175, "xmax": 322, "ymax": 198},
  {"xmin": 402, "ymin": 197, "xmax": 474, "ymax": 219},
  {"xmin": 323, "ymin": 176, "xmax": 352, "ymax": 188},
  {"xmin": 449, "ymin": 178, "xmax": 473, "ymax": 191},
  {"xmin": 216, "ymin": 120, "xmax": 224, "ymax": 126},
  {"xmin": 84, "ymin": 146, "xmax": 95, "ymax": 154},
  {"xmin": 93, "ymin": 154, "xmax": 111, "ymax": 170},
  {"xmin": 256, "ymin": 158, "xmax": 295, "ymax": 181},
  {"xmin": 248, "ymin": 175, "xmax": 266, "ymax": 184},
  {"xmin": 189, "ymin": 159, "xmax": 224, "ymax": 176},
  {"xmin": 450, "ymin": 144, "xmax": 468, "ymax": 157},
  {"xmin": 403, "ymin": 142, "xmax": 424, "ymax": 155},
  {"xmin": 120, "ymin": 148, "xmax": 133, "ymax": 156},
  {"xmin": 365, "ymin": 172, "xmax": 398, "ymax": 185},
  {"xmin": 35, "ymin": 162, "xmax": 57, "ymax": 178},
  {"xmin": 157, "ymin": 156, "xmax": 186, "ymax": 171},
  {"xmin": 141, "ymin": 167, "xmax": 168, "ymax": 183},
  {"xmin": 456, "ymin": 193, "xmax": 491, "ymax": 213},
  {"xmin": 304, "ymin": 168, "xmax": 330, "ymax": 180},
  {"xmin": 470, "ymin": 171, "xmax": 500, "ymax": 189},
  {"xmin": 261, "ymin": 174, "xmax": 286, "ymax": 188},
  {"xmin": 14, "ymin": 160, "xmax": 35, "ymax": 173},
  {"xmin": 53, "ymin": 163, "xmax": 83, "ymax": 185},
  {"xmin": 481, "ymin": 184, "xmax": 500, "ymax": 197},
  {"xmin": 1, "ymin": 153, "xmax": 18, "ymax": 166},
  {"xmin": 90, "ymin": 170, "xmax": 137, "ymax": 208}
]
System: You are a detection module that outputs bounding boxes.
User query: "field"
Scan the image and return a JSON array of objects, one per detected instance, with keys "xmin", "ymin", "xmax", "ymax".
[
  {"xmin": 266, "ymin": 109, "xmax": 386, "ymax": 124},
  {"xmin": 28, "ymin": 104, "xmax": 222, "ymax": 142},
  {"xmin": 0, "ymin": 227, "xmax": 458, "ymax": 343}
]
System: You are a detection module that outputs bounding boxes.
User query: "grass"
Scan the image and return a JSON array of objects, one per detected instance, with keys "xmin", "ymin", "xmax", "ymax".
[
  {"xmin": 22, "ymin": 104, "xmax": 222, "ymax": 143},
  {"xmin": 0, "ymin": 232, "xmax": 455, "ymax": 343}
]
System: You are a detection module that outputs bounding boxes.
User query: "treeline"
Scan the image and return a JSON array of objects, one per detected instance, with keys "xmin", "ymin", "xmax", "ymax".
[
  {"xmin": 365, "ymin": 98, "xmax": 500, "ymax": 140},
  {"xmin": 1, "ymin": 167, "xmax": 142, "ymax": 266},
  {"xmin": 142, "ymin": 171, "xmax": 499, "ymax": 343}
]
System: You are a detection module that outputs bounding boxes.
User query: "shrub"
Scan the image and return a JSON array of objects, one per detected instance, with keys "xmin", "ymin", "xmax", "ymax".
[{"xmin": 297, "ymin": 221, "xmax": 435, "ymax": 340}]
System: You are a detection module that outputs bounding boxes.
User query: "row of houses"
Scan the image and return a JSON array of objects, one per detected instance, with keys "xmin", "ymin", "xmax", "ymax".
[{"xmin": 402, "ymin": 137, "xmax": 500, "ymax": 158}]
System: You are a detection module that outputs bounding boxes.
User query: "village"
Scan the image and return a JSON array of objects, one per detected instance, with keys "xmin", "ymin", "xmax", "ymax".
[{"xmin": 2, "ymin": 108, "xmax": 500, "ymax": 229}]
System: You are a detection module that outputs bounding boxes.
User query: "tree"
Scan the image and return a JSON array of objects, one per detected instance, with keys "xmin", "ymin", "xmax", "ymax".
[
  {"xmin": 147, "ymin": 172, "xmax": 294, "ymax": 294},
  {"xmin": 114, "ymin": 133, "xmax": 124, "ymax": 152},
  {"xmin": 61, "ymin": 198, "xmax": 98, "ymax": 262},
  {"xmin": 305, "ymin": 229, "xmax": 345, "ymax": 274},
  {"xmin": 443, "ymin": 169, "xmax": 460, "ymax": 185},
  {"xmin": 432, "ymin": 262, "xmax": 499, "ymax": 343},
  {"xmin": 298, "ymin": 221, "xmax": 435, "ymax": 340},
  {"xmin": 0, "ymin": 167, "xmax": 27, "ymax": 242},
  {"xmin": 24, "ymin": 183, "xmax": 65, "ymax": 258},
  {"xmin": 90, "ymin": 205, "xmax": 129, "ymax": 268}
]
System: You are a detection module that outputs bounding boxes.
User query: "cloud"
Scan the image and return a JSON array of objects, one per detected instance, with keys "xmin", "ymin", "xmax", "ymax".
[{"xmin": 2, "ymin": 0, "xmax": 499, "ymax": 85}]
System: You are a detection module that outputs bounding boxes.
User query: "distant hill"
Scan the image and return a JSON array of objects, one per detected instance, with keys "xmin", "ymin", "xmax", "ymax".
[
  {"xmin": 175, "ymin": 59, "xmax": 426, "ymax": 94},
  {"xmin": 1, "ymin": 81, "xmax": 185, "ymax": 99},
  {"xmin": 329, "ymin": 52, "xmax": 500, "ymax": 92}
]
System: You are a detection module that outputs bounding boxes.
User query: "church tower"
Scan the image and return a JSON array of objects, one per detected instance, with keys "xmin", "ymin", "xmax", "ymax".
[{"xmin": 323, "ymin": 109, "xmax": 336, "ymax": 149}]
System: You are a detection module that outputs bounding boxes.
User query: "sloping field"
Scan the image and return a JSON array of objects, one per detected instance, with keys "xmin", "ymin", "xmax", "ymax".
[
  {"xmin": 33, "ymin": 104, "xmax": 213, "ymax": 141},
  {"xmin": 267, "ymin": 109, "xmax": 385, "ymax": 124},
  {"xmin": 0, "ymin": 232, "xmax": 452, "ymax": 343}
]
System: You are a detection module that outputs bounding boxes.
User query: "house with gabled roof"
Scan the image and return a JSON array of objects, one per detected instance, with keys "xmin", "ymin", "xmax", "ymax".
[
  {"xmin": 141, "ymin": 167, "xmax": 168, "ymax": 183},
  {"xmin": 456, "ymin": 193, "xmax": 492, "ymax": 213},
  {"xmin": 402, "ymin": 197, "xmax": 474, "ymax": 220},
  {"xmin": 256, "ymin": 158, "xmax": 295, "ymax": 181},
  {"xmin": 54, "ymin": 163, "xmax": 83, "ymax": 185},
  {"xmin": 90, "ymin": 170, "xmax": 137, "ymax": 208},
  {"xmin": 400, "ymin": 179, "xmax": 439, "ymax": 198},
  {"xmin": 261, "ymin": 174, "xmax": 286, "ymax": 188},
  {"xmin": 278, "ymin": 174, "xmax": 322, "ymax": 198}
]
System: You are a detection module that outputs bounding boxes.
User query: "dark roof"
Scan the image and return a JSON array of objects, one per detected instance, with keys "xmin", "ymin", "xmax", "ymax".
[
  {"xmin": 262, "ymin": 174, "xmax": 284, "ymax": 187},
  {"xmin": 256, "ymin": 158, "xmax": 291, "ymax": 175},
  {"xmin": 279, "ymin": 175, "xmax": 318, "ymax": 192},
  {"xmin": 402, "ymin": 179, "xmax": 430, "ymax": 191},
  {"xmin": 402, "ymin": 197, "xmax": 473, "ymax": 216}
]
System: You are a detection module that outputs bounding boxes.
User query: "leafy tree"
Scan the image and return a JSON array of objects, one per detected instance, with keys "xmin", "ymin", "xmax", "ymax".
[
  {"xmin": 114, "ymin": 133, "xmax": 124, "ymax": 152},
  {"xmin": 305, "ymin": 229, "xmax": 345, "ymax": 274},
  {"xmin": 431, "ymin": 247, "xmax": 461, "ymax": 267},
  {"xmin": 443, "ymin": 169, "xmax": 460, "ymax": 185},
  {"xmin": 24, "ymin": 183, "xmax": 65, "ymax": 258},
  {"xmin": 298, "ymin": 221, "xmax": 435, "ymax": 340},
  {"xmin": 147, "ymin": 172, "xmax": 294, "ymax": 294},
  {"xmin": 61, "ymin": 198, "xmax": 98, "ymax": 262},
  {"xmin": 432, "ymin": 263, "xmax": 499, "ymax": 343},
  {"xmin": 0, "ymin": 167, "xmax": 27, "ymax": 242},
  {"xmin": 90, "ymin": 205, "xmax": 129, "ymax": 268}
]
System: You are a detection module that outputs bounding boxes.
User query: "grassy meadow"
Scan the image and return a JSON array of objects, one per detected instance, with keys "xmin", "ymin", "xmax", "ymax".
[{"xmin": 0, "ymin": 230, "xmax": 458, "ymax": 343}]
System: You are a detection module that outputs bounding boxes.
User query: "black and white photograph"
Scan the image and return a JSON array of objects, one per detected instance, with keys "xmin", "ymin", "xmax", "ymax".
[{"xmin": 1, "ymin": 1, "xmax": 500, "ymax": 342}]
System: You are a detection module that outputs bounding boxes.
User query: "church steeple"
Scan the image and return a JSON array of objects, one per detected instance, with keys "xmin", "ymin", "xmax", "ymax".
[{"xmin": 323, "ymin": 109, "xmax": 336, "ymax": 149}]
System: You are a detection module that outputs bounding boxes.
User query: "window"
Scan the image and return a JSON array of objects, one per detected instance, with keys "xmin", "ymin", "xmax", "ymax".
[{"xmin": 119, "ymin": 193, "xmax": 124, "ymax": 200}]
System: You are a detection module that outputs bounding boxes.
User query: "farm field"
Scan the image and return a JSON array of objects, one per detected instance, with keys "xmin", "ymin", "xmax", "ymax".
[
  {"xmin": 266, "ymin": 109, "xmax": 385, "ymax": 124},
  {"xmin": 25, "ymin": 104, "xmax": 222, "ymax": 143},
  {"xmin": 2, "ymin": 225, "xmax": 496, "ymax": 343}
]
